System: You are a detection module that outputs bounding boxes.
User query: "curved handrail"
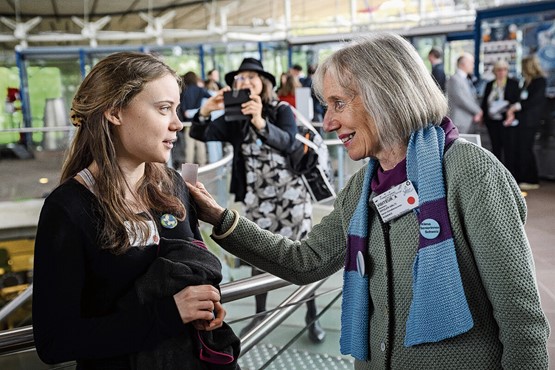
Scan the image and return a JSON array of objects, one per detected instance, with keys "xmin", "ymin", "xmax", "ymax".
[
  {"xmin": 0, "ymin": 326, "xmax": 34, "ymax": 356},
  {"xmin": 197, "ymin": 145, "xmax": 233, "ymax": 175},
  {"xmin": 0, "ymin": 284, "xmax": 33, "ymax": 323},
  {"xmin": 0, "ymin": 272, "xmax": 293, "ymax": 356},
  {"xmin": 239, "ymin": 279, "xmax": 327, "ymax": 355}
]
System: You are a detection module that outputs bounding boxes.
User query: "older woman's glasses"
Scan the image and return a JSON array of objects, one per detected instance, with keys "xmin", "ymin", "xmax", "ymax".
[{"xmin": 323, "ymin": 96, "xmax": 356, "ymax": 114}]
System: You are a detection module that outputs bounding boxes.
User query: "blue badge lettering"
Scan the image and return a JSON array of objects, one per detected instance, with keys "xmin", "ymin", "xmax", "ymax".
[{"xmin": 419, "ymin": 218, "xmax": 440, "ymax": 239}]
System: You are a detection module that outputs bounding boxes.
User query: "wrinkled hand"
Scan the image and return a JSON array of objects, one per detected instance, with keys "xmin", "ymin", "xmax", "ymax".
[
  {"xmin": 186, "ymin": 181, "xmax": 226, "ymax": 225},
  {"xmin": 199, "ymin": 87, "xmax": 230, "ymax": 117},
  {"xmin": 242, "ymin": 94, "xmax": 265, "ymax": 130},
  {"xmin": 192, "ymin": 301, "xmax": 226, "ymax": 331},
  {"xmin": 173, "ymin": 284, "xmax": 222, "ymax": 325}
]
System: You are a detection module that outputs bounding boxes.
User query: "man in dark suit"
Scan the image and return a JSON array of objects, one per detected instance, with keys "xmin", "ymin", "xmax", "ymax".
[{"xmin": 428, "ymin": 47, "xmax": 446, "ymax": 93}]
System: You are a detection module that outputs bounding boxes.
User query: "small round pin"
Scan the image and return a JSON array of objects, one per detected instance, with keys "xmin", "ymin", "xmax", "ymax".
[
  {"xmin": 419, "ymin": 218, "xmax": 440, "ymax": 240},
  {"xmin": 160, "ymin": 214, "xmax": 178, "ymax": 229}
]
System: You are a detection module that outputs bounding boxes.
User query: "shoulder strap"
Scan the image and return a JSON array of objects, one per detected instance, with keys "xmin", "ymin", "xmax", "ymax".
[
  {"xmin": 282, "ymin": 102, "xmax": 323, "ymax": 151},
  {"xmin": 283, "ymin": 102, "xmax": 320, "ymax": 136},
  {"xmin": 77, "ymin": 168, "xmax": 96, "ymax": 195},
  {"xmin": 265, "ymin": 99, "xmax": 284, "ymax": 123},
  {"xmin": 271, "ymin": 100, "xmax": 323, "ymax": 151}
]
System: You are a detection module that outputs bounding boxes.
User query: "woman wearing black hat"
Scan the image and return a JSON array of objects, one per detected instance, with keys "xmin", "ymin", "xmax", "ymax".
[{"xmin": 189, "ymin": 58, "xmax": 326, "ymax": 343}]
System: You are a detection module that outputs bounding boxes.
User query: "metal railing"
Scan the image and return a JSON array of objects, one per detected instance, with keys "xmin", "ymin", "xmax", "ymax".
[{"xmin": 0, "ymin": 272, "xmax": 299, "ymax": 357}]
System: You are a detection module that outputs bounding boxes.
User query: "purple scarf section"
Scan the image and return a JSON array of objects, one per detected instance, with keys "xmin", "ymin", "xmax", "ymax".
[{"xmin": 371, "ymin": 117, "xmax": 459, "ymax": 195}]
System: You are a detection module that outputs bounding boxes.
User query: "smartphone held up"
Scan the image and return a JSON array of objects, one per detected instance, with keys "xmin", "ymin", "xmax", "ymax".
[{"xmin": 223, "ymin": 89, "xmax": 251, "ymax": 122}]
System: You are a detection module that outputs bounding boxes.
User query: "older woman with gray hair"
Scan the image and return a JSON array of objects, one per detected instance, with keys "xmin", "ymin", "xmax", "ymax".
[{"xmin": 188, "ymin": 32, "xmax": 549, "ymax": 369}]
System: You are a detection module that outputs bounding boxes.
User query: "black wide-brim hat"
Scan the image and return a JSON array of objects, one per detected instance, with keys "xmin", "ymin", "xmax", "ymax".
[{"xmin": 225, "ymin": 57, "xmax": 276, "ymax": 87}]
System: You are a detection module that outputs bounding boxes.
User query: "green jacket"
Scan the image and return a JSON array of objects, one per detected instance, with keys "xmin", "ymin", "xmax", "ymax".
[{"xmin": 214, "ymin": 139, "xmax": 549, "ymax": 369}]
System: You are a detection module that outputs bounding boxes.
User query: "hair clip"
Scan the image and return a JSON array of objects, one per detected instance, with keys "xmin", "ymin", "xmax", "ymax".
[{"xmin": 70, "ymin": 108, "xmax": 83, "ymax": 127}]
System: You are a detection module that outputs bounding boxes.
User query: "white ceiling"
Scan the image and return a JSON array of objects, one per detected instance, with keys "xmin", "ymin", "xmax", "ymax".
[{"xmin": 0, "ymin": 0, "xmax": 518, "ymax": 49}]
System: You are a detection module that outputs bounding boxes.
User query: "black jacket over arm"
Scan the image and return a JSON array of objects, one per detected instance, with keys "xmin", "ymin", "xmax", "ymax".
[{"xmin": 120, "ymin": 238, "xmax": 240, "ymax": 370}]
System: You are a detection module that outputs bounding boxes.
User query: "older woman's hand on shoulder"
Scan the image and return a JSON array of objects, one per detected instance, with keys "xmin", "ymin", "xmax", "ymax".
[{"xmin": 186, "ymin": 181, "xmax": 226, "ymax": 226}]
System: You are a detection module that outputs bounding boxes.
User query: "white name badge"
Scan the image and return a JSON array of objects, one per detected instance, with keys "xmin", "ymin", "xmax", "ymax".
[{"xmin": 373, "ymin": 180, "xmax": 419, "ymax": 223}]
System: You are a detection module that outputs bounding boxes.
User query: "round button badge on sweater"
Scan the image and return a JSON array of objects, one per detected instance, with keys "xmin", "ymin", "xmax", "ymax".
[
  {"xmin": 160, "ymin": 214, "xmax": 178, "ymax": 229},
  {"xmin": 419, "ymin": 218, "xmax": 440, "ymax": 239},
  {"xmin": 356, "ymin": 251, "xmax": 365, "ymax": 277}
]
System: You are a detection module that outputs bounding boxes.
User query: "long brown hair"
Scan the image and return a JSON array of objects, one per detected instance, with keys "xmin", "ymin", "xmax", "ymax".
[
  {"xmin": 521, "ymin": 55, "xmax": 546, "ymax": 85},
  {"xmin": 259, "ymin": 75, "xmax": 276, "ymax": 105},
  {"xmin": 277, "ymin": 74, "xmax": 300, "ymax": 97},
  {"xmin": 63, "ymin": 51, "xmax": 186, "ymax": 254}
]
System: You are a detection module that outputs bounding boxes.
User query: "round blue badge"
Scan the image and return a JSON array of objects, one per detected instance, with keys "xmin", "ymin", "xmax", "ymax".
[
  {"xmin": 419, "ymin": 218, "xmax": 440, "ymax": 239},
  {"xmin": 160, "ymin": 214, "xmax": 178, "ymax": 229}
]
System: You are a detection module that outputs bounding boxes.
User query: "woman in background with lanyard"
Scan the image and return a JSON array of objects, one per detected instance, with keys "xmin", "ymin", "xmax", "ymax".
[
  {"xmin": 505, "ymin": 54, "xmax": 547, "ymax": 190},
  {"xmin": 480, "ymin": 59, "xmax": 520, "ymax": 176}
]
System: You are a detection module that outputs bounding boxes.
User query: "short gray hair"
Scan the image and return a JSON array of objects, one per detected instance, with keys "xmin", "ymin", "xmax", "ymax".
[{"xmin": 313, "ymin": 32, "xmax": 448, "ymax": 149}]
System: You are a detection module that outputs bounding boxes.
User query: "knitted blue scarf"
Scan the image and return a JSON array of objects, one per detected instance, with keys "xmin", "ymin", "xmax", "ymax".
[{"xmin": 340, "ymin": 125, "xmax": 473, "ymax": 361}]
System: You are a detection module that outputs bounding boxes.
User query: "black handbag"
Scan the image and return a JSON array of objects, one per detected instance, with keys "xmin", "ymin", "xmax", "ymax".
[{"xmin": 283, "ymin": 103, "xmax": 336, "ymax": 203}]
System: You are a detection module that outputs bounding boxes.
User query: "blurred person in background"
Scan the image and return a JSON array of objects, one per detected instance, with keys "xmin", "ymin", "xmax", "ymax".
[
  {"xmin": 189, "ymin": 57, "xmax": 326, "ymax": 343},
  {"xmin": 505, "ymin": 54, "xmax": 548, "ymax": 190},
  {"xmin": 480, "ymin": 59, "xmax": 520, "ymax": 169},
  {"xmin": 428, "ymin": 47, "xmax": 446, "ymax": 93},
  {"xmin": 177, "ymin": 71, "xmax": 211, "ymax": 167},
  {"xmin": 446, "ymin": 52, "xmax": 483, "ymax": 134},
  {"xmin": 205, "ymin": 68, "xmax": 223, "ymax": 91},
  {"xmin": 301, "ymin": 64, "xmax": 325, "ymax": 124},
  {"xmin": 289, "ymin": 64, "xmax": 303, "ymax": 80},
  {"xmin": 277, "ymin": 73, "xmax": 301, "ymax": 107}
]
